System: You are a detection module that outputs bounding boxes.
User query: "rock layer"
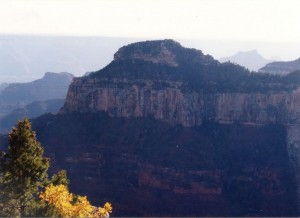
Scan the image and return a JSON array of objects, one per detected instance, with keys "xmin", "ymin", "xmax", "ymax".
[{"xmin": 61, "ymin": 77, "xmax": 300, "ymax": 126}]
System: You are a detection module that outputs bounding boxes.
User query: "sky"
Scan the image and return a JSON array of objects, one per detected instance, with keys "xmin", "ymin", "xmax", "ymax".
[{"xmin": 0, "ymin": 0, "xmax": 300, "ymax": 60}]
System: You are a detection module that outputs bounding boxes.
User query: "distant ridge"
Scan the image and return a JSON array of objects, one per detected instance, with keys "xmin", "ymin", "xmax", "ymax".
[
  {"xmin": 259, "ymin": 58, "xmax": 300, "ymax": 75},
  {"xmin": 219, "ymin": 50, "xmax": 272, "ymax": 71},
  {"xmin": 0, "ymin": 72, "xmax": 74, "ymax": 115}
]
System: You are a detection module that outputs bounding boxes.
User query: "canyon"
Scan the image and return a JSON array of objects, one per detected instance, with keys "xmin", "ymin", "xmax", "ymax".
[{"xmin": 2, "ymin": 39, "xmax": 300, "ymax": 216}]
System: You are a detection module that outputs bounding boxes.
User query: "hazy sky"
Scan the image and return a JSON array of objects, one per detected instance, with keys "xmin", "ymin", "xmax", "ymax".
[{"xmin": 1, "ymin": 0, "xmax": 300, "ymax": 60}]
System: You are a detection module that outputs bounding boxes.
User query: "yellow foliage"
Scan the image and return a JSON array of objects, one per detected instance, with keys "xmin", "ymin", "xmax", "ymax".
[
  {"xmin": 73, "ymin": 196, "xmax": 93, "ymax": 217},
  {"xmin": 104, "ymin": 202, "xmax": 112, "ymax": 213},
  {"xmin": 40, "ymin": 184, "xmax": 112, "ymax": 217}
]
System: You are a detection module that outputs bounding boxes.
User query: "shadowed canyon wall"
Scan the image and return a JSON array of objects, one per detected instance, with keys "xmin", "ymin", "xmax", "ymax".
[{"xmin": 32, "ymin": 113, "xmax": 298, "ymax": 216}]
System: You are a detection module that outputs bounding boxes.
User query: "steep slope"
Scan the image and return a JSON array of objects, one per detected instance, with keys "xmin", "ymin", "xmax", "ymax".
[
  {"xmin": 219, "ymin": 50, "xmax": 271, "ymax": 71},
  {"xmin": 18, "ymin": 39, "xmax": 300, "ymax": 216},
  {"xmin": 259, "ymin": 58, "xmax": 300, "ymax": 74},
  {"xmin": 0, "ymin": 72, "xmax": 73, "ymax": 115}
]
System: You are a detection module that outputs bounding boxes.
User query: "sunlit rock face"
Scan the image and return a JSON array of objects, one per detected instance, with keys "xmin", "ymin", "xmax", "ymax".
[{"xmin": 62, "ymin": 75, "xmax": 300, "ymax": 126}]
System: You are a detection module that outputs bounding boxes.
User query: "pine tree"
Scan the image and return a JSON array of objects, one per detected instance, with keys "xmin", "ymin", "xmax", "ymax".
[{"xmin": 0, "ymin": 118, "xmax": 50, "ymax": 216}]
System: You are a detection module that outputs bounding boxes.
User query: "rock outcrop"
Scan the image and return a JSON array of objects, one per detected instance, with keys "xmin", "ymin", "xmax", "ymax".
[
  {"xmin": 113, "ymin": 39, "xmax": 216, "ymax": 66},
  {"xmin": 61, "ymin": 40, "xmax": 300, "ymax": 127}
]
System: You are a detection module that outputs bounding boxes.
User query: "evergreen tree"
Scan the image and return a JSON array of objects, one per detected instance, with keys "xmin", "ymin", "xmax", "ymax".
[
  {"xmin": 0, "ymin": 118, "xmax": 49, "ymax": 216},
  {"xmin": 49, "ymin": 169, "xmax": 69, "ymax": 186},
  {"xmin": 0, "ymin": 118, "xmax": 112, "ymax": 217}
]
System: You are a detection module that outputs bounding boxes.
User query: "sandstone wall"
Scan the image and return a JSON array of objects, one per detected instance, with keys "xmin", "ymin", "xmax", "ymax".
[{"xmin": 61, "ymin": 77, "xmax": 300, "ymax": 126}]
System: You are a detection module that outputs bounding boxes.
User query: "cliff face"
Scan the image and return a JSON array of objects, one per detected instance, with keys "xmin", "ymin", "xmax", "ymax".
[
  {"xmin": 216, "ymin": 89, "xmax": 300, "ymax": 124},
  {"xmin": 61, "ymin": 78, "xmax": 203, "ymax": 126},
  {"xmin": 61, "ymin": 76, "xmax": 300, "ymax": 126}
]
